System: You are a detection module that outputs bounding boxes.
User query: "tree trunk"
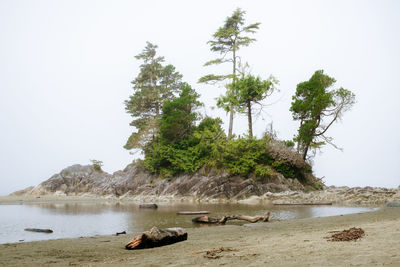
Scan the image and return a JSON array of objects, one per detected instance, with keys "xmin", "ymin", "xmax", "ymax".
[
  {"xmin": 247, "ymin": 100, "xmax": 253, "ymax": 137},
  {"xmin": 302, "ymin": 143, "xmax": 309, "ymax": 160},
  {"xmin": 228, "ymin": 47, "xmax": 236, "ymax": 138},
  {"xmin": 125, "ymin": 227, "xmax": 187, "ymax": 250}
]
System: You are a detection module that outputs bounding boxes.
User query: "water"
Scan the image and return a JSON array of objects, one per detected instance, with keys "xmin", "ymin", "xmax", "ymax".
[{"xmin": 0, "ymin": 202, "xmax": 376, "ymax": 244}]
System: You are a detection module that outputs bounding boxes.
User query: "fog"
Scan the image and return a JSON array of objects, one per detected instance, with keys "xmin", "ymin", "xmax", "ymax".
[{"xmin": 0, "ymin": 0, "xmax": 399, "ymax": 195}]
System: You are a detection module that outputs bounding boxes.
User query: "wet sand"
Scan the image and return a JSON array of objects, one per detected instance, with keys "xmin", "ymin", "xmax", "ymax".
[{"xmin": 0, "ymin": 204, "xmax": 399, "ymax": 266}]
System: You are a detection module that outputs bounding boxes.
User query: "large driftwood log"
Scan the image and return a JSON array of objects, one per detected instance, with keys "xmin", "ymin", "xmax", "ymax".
[
  {"xmin": 273, "ymin": 202, "xmax": 332, "ymax": 206},
  {"xmin": 125, "ymin": 227, "xmax": 187, "ymax": 250},
  {"xmin": 192, "ymin": 212, "xmax": 270, "ymax": 224},
  {"xmin": 139, "ymin": 203, "xmax": 158, "ymax": 209},
  {"xmin": 24, "ymin": 228, "xmax": 53, "ymax": 233},
  {"xmin": 177, "ymin": 211, "xmax": 210, "ymax": 215}
]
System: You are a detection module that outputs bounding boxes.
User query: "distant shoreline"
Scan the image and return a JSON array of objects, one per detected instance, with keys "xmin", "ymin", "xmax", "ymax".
[{"xmin": 1, "ymin": 184, "xmax": 399, "ymax": 206}]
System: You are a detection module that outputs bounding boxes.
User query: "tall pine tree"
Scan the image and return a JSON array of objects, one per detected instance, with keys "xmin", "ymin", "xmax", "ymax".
[
  {"xmin": 199, "ymin": 8, "xmax": 260, "ymax": 138},
  {"xmin": 124, "ymin": 42, "xmax": 182, "ymax": 151}
]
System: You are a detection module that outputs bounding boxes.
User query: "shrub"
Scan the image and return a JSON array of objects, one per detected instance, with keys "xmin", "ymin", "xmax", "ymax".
[
  {"xmin": 254, "ymin": 165, "xmax": 273, "ymax": 181},
  {"xmin": 90, "ymin": 160, "xmax": 103, "ymax": 172},
  {"xmin": 221, "ymin": 136, "xmax": 271, "ymax": 177}
]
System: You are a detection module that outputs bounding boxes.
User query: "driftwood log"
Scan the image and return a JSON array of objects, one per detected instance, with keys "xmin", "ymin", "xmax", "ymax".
[
  {"xmin": 139, "ymin": 203, "xmax": 158, "ymax": 209},
  {"xmin": 24, "ymin": 228, "xmax": 53, "ymax": 233},
  {"xmin": 177, "ymin": 211, "xmax": 210, "ymax": 215},
  {"xmin": 125, "ymin": 227, "xmax": 187, "ymax": 250},
  {"xmin": 273, "ymin": 202, "xmax": 332, "ymax": 206},
  {"xmin": 192, "ymin": 212, "xmax": 270, "ymax": 224},
  {"xmin": 116, "ymin": 231, "xmax": 126, "ymax": 236}
]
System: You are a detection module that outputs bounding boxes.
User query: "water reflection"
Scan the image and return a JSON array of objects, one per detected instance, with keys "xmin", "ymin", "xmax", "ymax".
[{"xmin": 0, "ymin": 203, "xmax": 376, "ymax": 244}]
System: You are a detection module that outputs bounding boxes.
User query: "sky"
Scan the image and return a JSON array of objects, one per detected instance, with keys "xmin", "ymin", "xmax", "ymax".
[{"xmin": 0, "ymin": 0, "xmax": 399, "ymax": 195}]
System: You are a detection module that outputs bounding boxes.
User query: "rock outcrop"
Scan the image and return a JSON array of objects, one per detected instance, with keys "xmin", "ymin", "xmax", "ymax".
[
  {"xmin": 13, "ymin": 163, "xmax": 316, "ymax": 201},
  {"xmin": 12, "ymin": 164, "xmax": 399, "ymax": 205}
]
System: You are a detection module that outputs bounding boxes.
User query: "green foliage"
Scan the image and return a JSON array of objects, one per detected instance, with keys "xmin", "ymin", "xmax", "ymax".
[
  {"xmin": 144, "ymin": 116, "xmax": 226, "ymax": 177},
  {"xmin": 90, "ymin": 160, "xmax": 103, "ymax": 172},
  {"xmin": 254, "ymin": 165, "xmax": 273, "ymax": 181},
  {"xmin": 221, "ymin": 137, "xmax": 271, "ymax": 177},
  {"xmin": 159, "ymin": 84, "xmax": 202, "ymax": 144},
  {"xmin": 282, "ymin": 140, "xmax": 295, "ymax": 149},
  {"xmin": 200, "ymin": 8, "xmax": 260, "ymax": 137},
  {"xmin": 290, "ymin": 70, "xmax": 356, "ymax": 160},
  {"xmin": 124, "ymin": 42, "xmax": 183, "ymax": 151},
  {"xmin": 271, "ymin": 161, "xmax": 296, "ymax": 178},
  {"xmin": 218, "ymin": 74, "xmax": 279, "ymax": 136}
]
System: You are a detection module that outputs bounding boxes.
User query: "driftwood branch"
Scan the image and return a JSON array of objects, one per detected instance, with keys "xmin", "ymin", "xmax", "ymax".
[
  {"xmin": 192, "ymin": 212, "xmax": 270, "ymax": 224},
  {"xmin": 125, "ymin": 227, "xmax": 187, "ymax": 250},
  {"xmin": 24, "ymin": 228, "xmax": 53, "ymax": 233}
]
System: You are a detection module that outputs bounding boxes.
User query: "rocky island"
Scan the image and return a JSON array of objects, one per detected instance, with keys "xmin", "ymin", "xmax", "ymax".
[{"xmin": 9, "ymin": 162, "xmax": 399, "ymax": 206}]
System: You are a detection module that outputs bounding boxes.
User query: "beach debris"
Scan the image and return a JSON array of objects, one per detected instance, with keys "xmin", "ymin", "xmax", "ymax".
[
  {"xmin": 139, "ymin": 203, "xmax": 158, "ymax": 209},
  {"xmin": 116, "ymin": 231, "xmax": 126, "ymax": 236},
  {"xmin": 177, "ymin": 211, "xmax": 210, "ymax": 215},
  {"xmin": 125, "ymin": 227, "xmax": 187, "ymax": 250},
  {"xmin": 327, "ymin": 227, "xmax": 365, "ymax": 241},
  {"xmin": 192, "ymin": 212, "xmax": 270, "ymax": 224},
  {"xmin": 273, "ymin": 202, "xmax": 332, "ymax": 206},
  {"xmin": 24, "ymin": 228, "xmax": 53, "ymax": 233},
  {"xmin": 193, "ymin": 247, "xmax": 238, "ymax": 259}
]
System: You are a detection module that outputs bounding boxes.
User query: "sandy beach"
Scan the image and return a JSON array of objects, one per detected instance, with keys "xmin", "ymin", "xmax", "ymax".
[{"xmin": 0, "ymin": 202, "xmax": 399, "ymax": 266}]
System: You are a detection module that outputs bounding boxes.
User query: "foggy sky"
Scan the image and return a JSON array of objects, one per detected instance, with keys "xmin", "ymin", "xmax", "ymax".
[{"xmin": 0, "ymin": 0, "xmax": 399, "ymax": 195}]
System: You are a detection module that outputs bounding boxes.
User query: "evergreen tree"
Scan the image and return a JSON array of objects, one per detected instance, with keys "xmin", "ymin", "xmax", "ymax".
[
  {"xmin": 199, "ymin": 8, "xmax": 260, "ymax": 138},
  {"xmin": 159, "ymin": 83, "xmax": 202, "ymax": 144},
  {"xmin": 290, "ymin": 70, "xmax": 356, "ymax": 160},
  {"xmin": 218, "ymin": 74, "xmax": 278, "ymax": 137},
  {"xmin": 124, "ymin": 42, "xmax": 182, "ymax": 151}
]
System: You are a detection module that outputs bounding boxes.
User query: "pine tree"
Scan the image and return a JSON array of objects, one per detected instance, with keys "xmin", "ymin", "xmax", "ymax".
[
  {"xmin": 124, "ymin": 42, "xmax": 182, "ymax": 151},
  {"xmin": 290, "ymin": 70, "xmax": 356, "ymax": 160},
  {"xmin": 199, "ymin": 8, "xmax": 260, "ymax": 138}
]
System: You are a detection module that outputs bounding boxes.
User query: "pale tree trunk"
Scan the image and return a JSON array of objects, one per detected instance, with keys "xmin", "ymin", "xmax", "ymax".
[
  {"xmin": 247, "ymin": 100, "xmax": 253, "ymax": 137},
  {"xmin": 228, "ymin": 47, "xmax": 236, "ymax": 138}
]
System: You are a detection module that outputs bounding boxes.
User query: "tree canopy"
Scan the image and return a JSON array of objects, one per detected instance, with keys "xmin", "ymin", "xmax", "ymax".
[
  {"xmin": 290, "ymin": 70, "xmax": 356, "ymax": 160},
  {"xmin": 218, "ymin": 74, "xmax": 278, "ymax": 137},
  {"xmin": 199, "ymin": 8, "xmax": 260, "ymax": 138},
  {"xmin": 121, "ymin": 10, "xmax": 355, "ymax": 190},
  {"xmin": 124, "ymin": 42, "xmax": 182, "ymax": 151}
]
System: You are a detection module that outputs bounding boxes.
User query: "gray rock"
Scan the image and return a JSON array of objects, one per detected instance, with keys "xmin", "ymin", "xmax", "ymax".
[{"xmin": 386, "ymin": 201, "xmax": 400, "ymax": 207}]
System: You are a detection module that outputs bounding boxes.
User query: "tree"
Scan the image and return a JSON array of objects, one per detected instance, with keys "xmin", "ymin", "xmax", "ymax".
[
  {"xmin": 199, "ymin": 8, "xmax": 260, "ymax": 138},
  {"xmin": 290, "ymin": 70, "xmax": 356, "ymax": 160},
  {"xmin": 218, "ymin": 74, "xmax": 278, "ymax": 137},
  {"xmin": 144, "ymin": 84, "xmax": 203, "ymax": 176},
  {"xmin": 124, "ymin": 42, "xmax": 182, "ymax": 151},
  {"xmin": 159, "ymin": 83, "xmax": 202, "ymax": 144}
]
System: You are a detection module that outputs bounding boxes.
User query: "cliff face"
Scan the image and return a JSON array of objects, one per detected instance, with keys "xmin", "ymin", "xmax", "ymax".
[{"xmin": 14, "ymin": 163, "xmax": 314, "ymax": 200}]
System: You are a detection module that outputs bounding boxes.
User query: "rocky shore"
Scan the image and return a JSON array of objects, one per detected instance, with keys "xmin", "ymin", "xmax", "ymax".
[{"xmin": 9, "ymin": 164, "xmax": 399, "ymax": 206}]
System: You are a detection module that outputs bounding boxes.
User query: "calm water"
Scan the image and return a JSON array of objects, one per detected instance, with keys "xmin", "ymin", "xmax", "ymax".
[{"xmin": 0, "ymin": 202, "xmax": 376, "ymax": 244}]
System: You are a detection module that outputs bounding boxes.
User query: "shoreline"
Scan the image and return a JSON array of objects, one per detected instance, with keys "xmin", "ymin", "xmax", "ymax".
[
  {"xmin": 1, "ymin": 185, "xmax": 399, "ymax": 206},
  {"xmin": 0, "ymin": 206, "xmax": 399, "ymax": 266}
]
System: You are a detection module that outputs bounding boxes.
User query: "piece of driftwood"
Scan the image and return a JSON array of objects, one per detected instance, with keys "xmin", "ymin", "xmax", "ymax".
[
  {"xmin": 125, "ymin": 227, "xmax": 187, "ymax": 250},
  {"xmin": 139, "ymin": 203, "xmax": 158, "ymax": 209},
  {"xmin": 192, "ymin": 212, "xmax": 270, "ymax": 224},
  {"xmin": 24, "ymin": 228, "xmax": 53, "ymax": 233},
  {"xmin": 273, "ymin": 202, "xmax": 332, "ymax": 206},
  {"xmin": 177, "ymin": 211, "xmax": 210, "ymax": 215},
  {"xmin": 116, "ymin": 231, "xmax": 126, "ymax": 236}
]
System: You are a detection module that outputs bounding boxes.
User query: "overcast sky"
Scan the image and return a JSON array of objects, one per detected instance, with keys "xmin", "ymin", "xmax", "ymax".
[{"xmin": 0, "ymin": 0, "xmax": 399, "ymax": 195}]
